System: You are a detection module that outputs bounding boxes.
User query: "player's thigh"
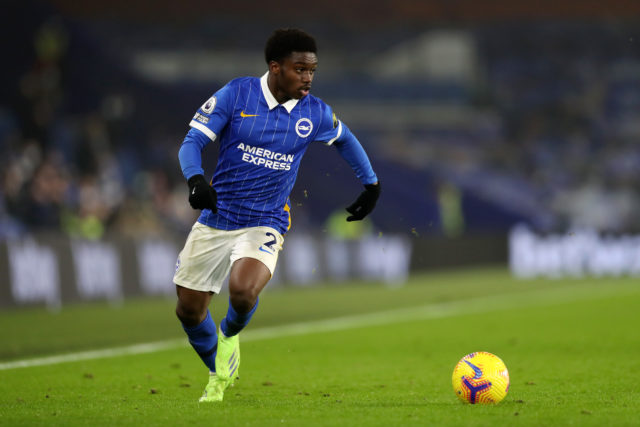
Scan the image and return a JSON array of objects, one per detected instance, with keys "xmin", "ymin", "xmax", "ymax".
[{"xmin": 229, "ymin": 257, "xmax": 272, "ymax": 298}]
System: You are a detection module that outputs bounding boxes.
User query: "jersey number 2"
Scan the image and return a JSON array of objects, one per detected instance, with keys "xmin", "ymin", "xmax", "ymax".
[{"xmin": 263, "ymin": 232, "xmax": 277, "ymax": 251}]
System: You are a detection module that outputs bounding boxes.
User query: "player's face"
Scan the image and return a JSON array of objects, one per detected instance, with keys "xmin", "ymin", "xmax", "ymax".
[{"xmin": 272, "ymin": 52, "xmax": 318, "ymax": 101}]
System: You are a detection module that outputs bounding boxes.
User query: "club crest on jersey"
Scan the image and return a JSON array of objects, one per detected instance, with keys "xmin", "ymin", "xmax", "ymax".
[
  {"xmin": 201, "ymin": 96, "xmax": 217, "ymax": 114},
  {"xmin": 295, "ymin": 118, "xmax": 313, "ymax": 138}
]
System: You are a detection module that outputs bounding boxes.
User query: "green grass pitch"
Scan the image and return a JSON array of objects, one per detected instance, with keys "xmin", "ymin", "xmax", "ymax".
[{"xmin": 1, "ymin": 267, "xmax": 639, "ymax": 426}]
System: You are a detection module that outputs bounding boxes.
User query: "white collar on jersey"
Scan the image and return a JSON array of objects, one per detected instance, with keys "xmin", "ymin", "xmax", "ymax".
[{"xmin": 261, "ymin": 72, "xmax": 300, "ymax": 113}]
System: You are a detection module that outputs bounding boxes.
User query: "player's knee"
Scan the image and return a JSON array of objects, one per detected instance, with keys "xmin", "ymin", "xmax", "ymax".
[
  {"xmin": 175, "ymin": 303, "xmax": 204, "ymax": 327},
  {"xmin": 229, "ymin": 284, "xmax": 258, "ymax": 313}
]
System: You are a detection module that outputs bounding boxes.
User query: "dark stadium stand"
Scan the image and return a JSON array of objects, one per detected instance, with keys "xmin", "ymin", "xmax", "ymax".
[{"xmin": 2, "ymin": 1, "xmax": 640, "ymax": 240}]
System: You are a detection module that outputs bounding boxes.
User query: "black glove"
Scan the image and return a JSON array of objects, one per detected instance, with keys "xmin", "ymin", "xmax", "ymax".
[
  {"xmin": 187, "ymin": 174, "xmax": 217, "ymax": 212},
  {"xmin": 346, "ymin": 182, "xmax": 380, "ymax": 222}
]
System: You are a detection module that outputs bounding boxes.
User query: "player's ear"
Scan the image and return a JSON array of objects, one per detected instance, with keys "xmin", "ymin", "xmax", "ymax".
[{"xmin": 269, "ymin": 60, "xmax": 281, "ymax": 75}]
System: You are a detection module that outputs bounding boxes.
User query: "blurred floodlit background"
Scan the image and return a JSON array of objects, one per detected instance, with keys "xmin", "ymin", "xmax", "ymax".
[{"xmin": 2, "ymin": 0, "xmax": 640, "ymax": 307}]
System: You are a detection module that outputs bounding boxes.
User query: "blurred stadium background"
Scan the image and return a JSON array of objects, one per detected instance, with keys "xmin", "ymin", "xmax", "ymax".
[{"xmin": 2, "ymin": 0, "xmax": 640, "ymax": 307}]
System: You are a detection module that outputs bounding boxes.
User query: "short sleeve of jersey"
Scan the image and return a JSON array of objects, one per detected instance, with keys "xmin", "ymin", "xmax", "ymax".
[
  {"xmin": 313, "ymin": 102, "xmax": 343, "ymax": 146},
  {"xmin": 188, "ymin": 81, "xmax": 237, "ymax": 141}
]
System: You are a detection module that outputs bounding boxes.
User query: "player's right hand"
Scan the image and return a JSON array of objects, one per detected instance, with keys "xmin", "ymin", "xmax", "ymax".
[{"xmin": 187, "ymin": 174, "xmax": 217, "ymax": 212}]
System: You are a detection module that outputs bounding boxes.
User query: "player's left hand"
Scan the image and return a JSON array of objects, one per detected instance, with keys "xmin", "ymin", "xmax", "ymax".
[{"xmin": 346, "ymin": 182, "xmax": 380, "ymax": 221}]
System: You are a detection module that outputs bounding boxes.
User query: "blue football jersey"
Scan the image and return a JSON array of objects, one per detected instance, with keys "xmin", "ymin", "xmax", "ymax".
[{"xmin": 188, "ymin": 72, "xmax": 344, "ymax": 234}]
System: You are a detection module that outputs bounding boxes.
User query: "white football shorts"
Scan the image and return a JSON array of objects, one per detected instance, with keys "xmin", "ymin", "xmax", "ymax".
[{"xmin": 173, "ymin": 222, "xmax": 284, "ymax": 293}]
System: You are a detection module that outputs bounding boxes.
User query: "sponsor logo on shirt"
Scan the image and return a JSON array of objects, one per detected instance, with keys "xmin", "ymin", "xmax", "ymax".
[
  {"xmin": 236, "ymin": 142, "xmax": 293, "ymax": 171},
  {"xmin": 295, "ymin": 118, "xmax": 313, "ymax": 138},
  {"xmin": 240, "ymin": 111, "xmax": 259, "ymax": 118}
]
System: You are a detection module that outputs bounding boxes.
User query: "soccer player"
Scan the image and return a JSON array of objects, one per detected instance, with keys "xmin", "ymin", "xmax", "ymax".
[{"xmin": 173, "ymin": 28, "xmax": 380, "ymax": 402}]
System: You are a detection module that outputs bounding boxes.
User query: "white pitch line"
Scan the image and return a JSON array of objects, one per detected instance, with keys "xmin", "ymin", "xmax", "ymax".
[
  {"xmin": 0, "ymin": 283, "xmax": 636, "ymax": 371},
  {"xmin": 0, "ymin": 340, "xmax": 186, "ymax": 371}
]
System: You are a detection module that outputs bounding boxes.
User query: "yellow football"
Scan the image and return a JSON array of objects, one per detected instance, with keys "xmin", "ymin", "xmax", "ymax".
[{"xmin": 452, "ymin": 351, "xmax": 510, "ymax": 404}]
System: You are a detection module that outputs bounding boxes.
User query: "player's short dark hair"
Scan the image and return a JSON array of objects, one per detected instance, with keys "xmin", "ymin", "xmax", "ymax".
[{"xmin": 264, "ymin": 28, "xmax": 317, "ymax": 64}]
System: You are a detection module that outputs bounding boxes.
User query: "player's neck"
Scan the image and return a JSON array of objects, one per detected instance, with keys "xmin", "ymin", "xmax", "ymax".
[{"xmin": 267, "ymin": 74, "xmax": 292, "ymax": 104}]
